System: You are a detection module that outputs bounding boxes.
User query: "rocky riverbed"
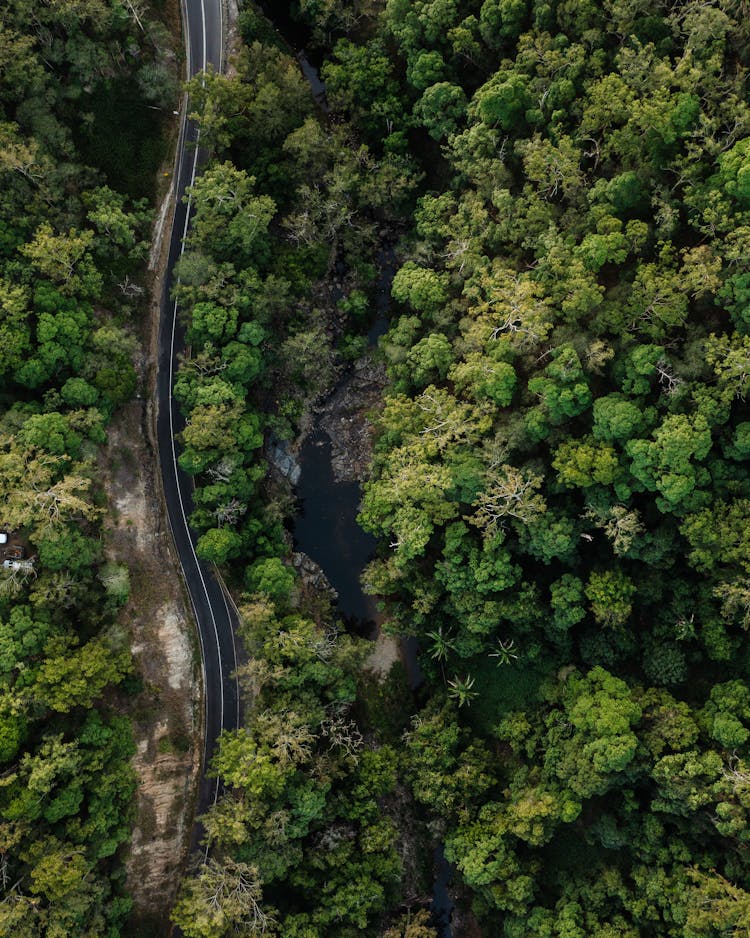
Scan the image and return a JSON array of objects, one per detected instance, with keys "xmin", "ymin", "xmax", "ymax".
[{"xmin": 318, "ymin": 353, "xmax": 387, "ymax": 483}]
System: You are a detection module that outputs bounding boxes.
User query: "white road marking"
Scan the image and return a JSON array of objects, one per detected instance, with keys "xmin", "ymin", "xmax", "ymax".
[{"xmin": 166, "ymin": 0, "xmax": 241, "ymax": 823}]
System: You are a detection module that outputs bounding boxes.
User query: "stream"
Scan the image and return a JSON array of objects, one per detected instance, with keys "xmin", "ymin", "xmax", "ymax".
[
  {"xmin": 255, "ymin": 3, "xmax": 455, "ymax": 933},
  {"xmin": 292, "ymin": 253, "xmax": 454, "ymax": 938},
  {"xmin": 293, "ymin": 248, "xmax": 391, "ymax": 635},
  {"xmin": 293, "ymin": 426, "xmax": 378, "ymax": 630}
]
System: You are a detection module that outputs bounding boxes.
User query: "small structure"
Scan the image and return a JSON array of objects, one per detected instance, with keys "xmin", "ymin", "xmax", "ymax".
[
  {"xmin": 3, "ymin": 559, "xmax": 34, "ymax": 572},
  {"xmin": 0, "ymin": 533, "xmax": 6, "ymax": 546}
]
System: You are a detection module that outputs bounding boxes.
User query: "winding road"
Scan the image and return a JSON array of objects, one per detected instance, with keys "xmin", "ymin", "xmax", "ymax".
[{"xmin": 156, "ymin": 0, "xmax": 240, "ymax": 837}]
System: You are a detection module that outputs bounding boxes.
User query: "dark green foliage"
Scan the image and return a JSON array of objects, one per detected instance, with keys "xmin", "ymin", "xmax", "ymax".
[
  {"xmin": 73, "ymin": 80, "xmax": 170, "ymax": 200},
  {"xmin": 171, "ymin": 598, "xmax": 404, "ymax": 936},
  {"xmin": 344, "ymin": 0, "xmax": 750, "ymax": 932},
  {"xmin": 0, "ymin": 0, "xmax": 176, "ymax": 933},
  {"xmin": 175, "ymin": 0, "xmax": 750, "ymax": 934},
  {"xmin": 169, "ymin": 13, "xmax": 429, "ymax": 935}
]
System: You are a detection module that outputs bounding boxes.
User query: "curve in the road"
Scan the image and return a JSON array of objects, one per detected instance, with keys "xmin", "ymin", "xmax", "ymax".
[{"xmin": 156, "ymin": 0, "xmax": 240, "ymax": 842}]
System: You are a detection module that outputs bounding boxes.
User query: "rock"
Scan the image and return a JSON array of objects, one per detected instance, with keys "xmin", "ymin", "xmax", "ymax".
[
  {"xmin": 268, "ymin": 439, "xmax": 302, "ymax": 486},
  {"xmin": 292, "ymin": 551, "xmax": 338, "ymax": 598},
  {"xmin": 318, "ymin": 353, "xmax": 387, "ymax": 484}
]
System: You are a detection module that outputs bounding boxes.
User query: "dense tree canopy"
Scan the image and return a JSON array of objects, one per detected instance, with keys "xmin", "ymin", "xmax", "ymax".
[
  {"xmin": 347, "ymin": 0, "xmax": 750, "ymax": 931},
  {"xmin": 0, "ymin": 0, "xmax": 174, "ymax": 933},
  {"xmin": 166, "ymin": 0, "xmax": 750, "ymax": 935}
]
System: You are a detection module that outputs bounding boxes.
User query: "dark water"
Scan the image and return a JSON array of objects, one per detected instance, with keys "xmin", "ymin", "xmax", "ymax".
[
  {"xmin": 293, "ymin": 427, "xmax": 378, "ymax": 631},
  {"xmin": 257, "ymin": 0, "xmax": 314, "ymax": 53},
  {"xmin": 293, "ymin": 246, "xmax": 394, "ymax": 630},
  {"xmin": 258, "ymin": 5, "xmax": 454, "ymax": 934},
  {"xmin": 368, "ymin": 247, "xmax": 395, "ymax": 343},
  {"xmin": 432, "ymin": 845, "xmax": 456, "ymax": 938},
  {"xmin": 297, "ymin": 50, "xmax": 328, "ymax": 111},
  {"xmin": 402, "ymin": 636, "xmax": 425, "ymax": 690}
]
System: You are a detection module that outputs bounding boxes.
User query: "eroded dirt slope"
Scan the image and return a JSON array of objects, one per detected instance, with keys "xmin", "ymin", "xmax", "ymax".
[{"xmin": 101, "ymin": 396, "xmax": 200, "ymax": 930}]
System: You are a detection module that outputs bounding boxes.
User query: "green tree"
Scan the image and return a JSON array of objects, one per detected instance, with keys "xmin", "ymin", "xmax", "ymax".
[
  {"xmin": 196, "ymin": 527, "xmax": 244, "ymax": 564},
  {"xmin": 186, "ymin": 162, "xmax": 275, "ymax": 266},
  {"xmin": 391, "ymin": 262, "xmax": 449, "ymax": 316},
  {"xmin": 171, "ymin": 859, "xmax": 274, "ymax": 938},
  {"xmin": 585, "ymin": 570, "xmax": 636, "ymax": 628},
  {"xmin": 20, "ymin": 224, "xmax": 102, "ymax": 299},
  {"xmin": 413, "ymin": 82, "xmax": 467, "ymax": 140},
  {"xmin": 245, "ymin": 557, "xmax": 295, "ymax": 602}
]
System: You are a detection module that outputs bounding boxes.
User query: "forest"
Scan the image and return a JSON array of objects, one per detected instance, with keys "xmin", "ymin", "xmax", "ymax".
[
  {"xmin": 0, "ymin": 0, "xmax": 175, "ymax": 934},
  {"xmin": 3, "ymin": 0, "xmax": 750, "ymax": 936},
  {"xmin": 171, "ymin": 0, "xmax": 750, "ymax": 936}
]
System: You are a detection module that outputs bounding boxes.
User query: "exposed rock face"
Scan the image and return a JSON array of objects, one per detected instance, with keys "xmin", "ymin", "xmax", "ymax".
[
  {"xmin": 365, "ymin": 629, "xmax": 399, "ymax": 677},
  {"xmin": 105, "ymin": 146, "xmax": 201, "ymax": 925},
  {"xmin": 292, "ymin": 551, "xmax": 338, "ymax": 597},
  {"xmin": 268, "ymin": 439, "xmax": 302, "ymax": 486},
  {"xmin": 318, "ymin": 353, "xmax": 386, "ymax": 483}
]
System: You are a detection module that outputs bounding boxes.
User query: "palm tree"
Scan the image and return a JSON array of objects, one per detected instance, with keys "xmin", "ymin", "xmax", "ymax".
[
  {"xmin": 447, "ymin": 673, "xmax": 477, "ymax": 707},
  {"xmin": 427, "ymin": 626, "xmax": 456, "ymax": 663},
  {"xmin": 489, "ymin": 637, "xmax": 520, "ymax": 666}
]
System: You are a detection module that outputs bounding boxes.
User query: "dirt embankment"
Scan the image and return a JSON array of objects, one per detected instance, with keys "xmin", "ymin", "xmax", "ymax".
[
  {"xmin": 101, "ymin": 394, "xmax": 200, "ymax": 932},
  {"xmin": 102, "ymin": 79, "xmax": 201, "ymax": 935}
]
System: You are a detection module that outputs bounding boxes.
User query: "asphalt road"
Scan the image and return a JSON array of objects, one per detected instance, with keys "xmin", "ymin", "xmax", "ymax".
[{"xmin": 156, "ymin": 0, "xmax": 240, "ymax": 842}]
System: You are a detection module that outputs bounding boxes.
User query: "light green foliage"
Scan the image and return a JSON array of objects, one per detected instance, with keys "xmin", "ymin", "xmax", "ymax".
[
  {"xmin": 0, "ymin": 279, "xmax": 31, "ymax": 380},
  {"xmin": 518, "ymin": 133, "xmax": 583, "ymax": 202},
  {"xmin": 549, "ymin": 574, "xmax": 586, "ymax": 636},
  {"xmin": 330, "ymin": 1, "xmax": 750, "ymax": 927},
  {"xmin": 391, "ymin": 262, "xmax": 449, "ymax": 315},
  {"xmin": 171, "ymin": 858, "xmax": 272, "ymax": 938},
  {"xmin": 684, "ymin": 869, "xmax": 750, "ymax": 938},
  {"xmin": 585, "ymin": 570, "xmax": 636, "ymax": 628},
  {"xmin": 553, "ymin": 436, "xmax": 620, "ymax": 489},
  {"xmin": 196, "ymin": 527, "xmax": 244, "ymax": 565},
  {"xmin": 450, "ymin": 354, "xmax": 517, "ymax": 405},
  {"xmin": 175, "ymin": 0, "xmax": 750, "ymax": 934},
  {"xmin": 21, "ymin": 225, "xmax": 102, "ymax": 299},
  {"xmin": 719, "ymin": 138, "xmax": 750, "ymax": 205},
  {"xmin": 35, "ymin": 527, "xmax": 101, "ymax": 573},
  {"xmin": 592, "ymin": 394, "xmax": 651, "ymax": 443},
  {"xmin": 407, "ymin": 332, "xmax": 454, "ymax": 386},
  {"xmin": 405, "ymin": 701, "xmax": 495, "ymax": 817},
  {"xmin": 180, "ymin": 596, "xmax": 400, "ymax": 934},
  {"xmin": 83, "ymin": 185, "xmax": 149, "ymax": 257},
  {"xmin": 186, "ymin": 162, "xmax": 275, "ymax": 265},
  {"xmin": 98, "ymin": 562, "xmax": 130, "ymax": 609},
  {"xmin": 681, "ymin": 499, "xmax": 750, "ymax": 574},
  {"xmin": 322, "ymin": 39, "xmax": 405, "ymax": 141},
  {"xmin": 407, "ymin": 50, "xmax": 446, "ymax": 91},
  {"xmin": 561, "ymin": 668, "xmax": 642, "ymax": 787},
  {"xmin": 188, "ymin": 302, "xmax": 239, "ymax": 345},
  {"xmin": 0, "ymin": 1, "xmax": 169, "ymax": 932},
  {"xmin": 34, "ymin": 635, "xmax": 130, "ymax": 713},
  {"xmin": 383, "ymin": 909, "xmax": 439, "ymax": 938},
  {"xmin": 244, "ymin": 557, "xmax": 296, "ymax": 602},
  {"xmin": 528, "ymin": 345, "xmax": 592, "ymax": 425},
  {"xmin": 626, "ymin": 414, "xmax": 713, "ymax": 512},
  {"xmin": 476, "ymin": 72, "xmax": 530, "ymax": 129},
  {"xmin": 413, "ymin": 82, "xmax": 468, "ymax": 140}
]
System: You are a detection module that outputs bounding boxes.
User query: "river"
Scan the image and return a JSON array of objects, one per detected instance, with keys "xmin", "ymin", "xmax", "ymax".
[
  {"xmin": 292, "ymin": 248, "xmax": 455, "ymax": 938},
  {"xmin": 255, "ymin": 3, "xmax": 455, "ymax": 933}
]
